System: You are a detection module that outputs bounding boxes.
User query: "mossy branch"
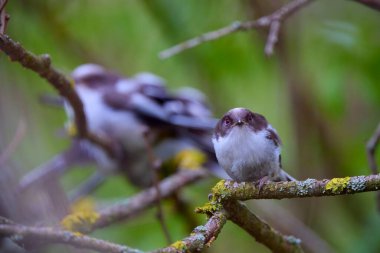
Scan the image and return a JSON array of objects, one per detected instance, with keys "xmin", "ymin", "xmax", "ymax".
[
  {"xmin": 154, "ymin": 211, "xmax": 227, "ymax": 253},
  {"xmin": 208, "ymin": 174, "xmax": 379, "ymax": 202}
]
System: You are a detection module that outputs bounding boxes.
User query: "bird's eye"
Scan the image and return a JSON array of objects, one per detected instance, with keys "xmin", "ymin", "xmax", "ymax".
[
  {"xmin": 247, "ymin": 114, "xmax": 254, "ymax": 122},
  {"xmin": 223, "ymin": 117, "xmax": 231, "ymax": 126}
]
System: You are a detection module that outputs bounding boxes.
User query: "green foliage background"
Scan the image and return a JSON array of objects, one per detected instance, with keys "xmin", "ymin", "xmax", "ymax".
[{"xmin": 0, "ymin": 1, "xmax": 380, "ymax": 252}]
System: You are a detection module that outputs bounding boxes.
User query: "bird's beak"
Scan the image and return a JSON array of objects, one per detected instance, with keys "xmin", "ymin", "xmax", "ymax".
[{"xmin": 236, "ymin": 119, "xmax": 245, "ymax": 126}]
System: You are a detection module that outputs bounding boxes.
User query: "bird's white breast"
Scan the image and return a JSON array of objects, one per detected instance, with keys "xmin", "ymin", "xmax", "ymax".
[{"xmin": 212, "ymin": 125, "xmax": 280, "ymax": 181}]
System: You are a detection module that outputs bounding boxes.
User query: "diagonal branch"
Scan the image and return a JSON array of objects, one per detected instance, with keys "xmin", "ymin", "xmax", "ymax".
[
  {"xmin": 352, "ymin": 0, "xmax": 380, "ymax": 11},
  {"xmin": 0, "ymin": 118, "xmax": 26, "ymax": 167},
  {"xmin": 90, "ymin": 169, "xmax": 208, "ymax": 232},
  {"xmin": 0, "ymin": 0, "xmax": 9, "ymax": 34},
  {"xmin": 224, "ymin": 200, "xmax": 303, "ymax": 253},
  {"xmin": 0, "ymin": 34, "xmax": 116, "ymax": 158},
  {"xmin": 159, "ymin": 0, "xmax": 314, "ymax": 58},
  {"xmin": 0, "ymin": 222, "xmax": 142, "ymax": 253},
  {"xmin": 367, "ymin": 122, "xmax": 380, "ymax": 174},
  {"xmin": 153, "ymin": 211, "xmax": 227, "ymax": 253},
  {"xmin": 366, "ymin": 122, "xmax": 380, "ymax": 211}
]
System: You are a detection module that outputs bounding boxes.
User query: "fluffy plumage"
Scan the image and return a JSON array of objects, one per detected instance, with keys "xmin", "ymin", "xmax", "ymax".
[
  {"xmin": 65, "ymin": 64, "xmax": 223, "ymax": 187},
  {"xmin": 212, "ymin": 108, "xmax": 294, "ymax": 183}
]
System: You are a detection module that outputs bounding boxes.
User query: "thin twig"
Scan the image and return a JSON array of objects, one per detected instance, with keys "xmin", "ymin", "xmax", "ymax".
[
  {"xmin": 0, "ymin": 0, "xmax": 9, "ymax": 34},
  {"xmin": 0, "ymin": 34, "xmax": 116, "ymax": 158},
  {"xmin": 92, "ymin": 169, "xmax": 208, "ymax": 231},
  {"xmin": 144, "ymin": 134, "xmax": 172, "ymax": 244},
  {"xmin": 159, "ymin": 0, "xmax": 314, "ymax": 58},
  {"xmin": 224, "ymin": 200, "xmax": 303, "ymax": 253},
  {"xmin": 0, "ymin": 118, "xmax": 26, "ymax": 167},
  {"xmin": 367, "ymin": 122, "xmax": 380, "ymax": 174},
  {"xmin": 352, "ymin": 0, "xmax": 380, "ymax": 11},
  {"xmin": 0, "ymin": 223, "xmax": 142, "ymax": 253},
  {"xmin": 366, "ymin": 122, "xmax": 380, "ymax": 211}
]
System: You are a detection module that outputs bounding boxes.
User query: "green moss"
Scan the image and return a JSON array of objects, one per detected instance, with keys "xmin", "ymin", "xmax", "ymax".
[{"xmin": 325, "ymin": 177, "xmax": 350, "ymax": 193}]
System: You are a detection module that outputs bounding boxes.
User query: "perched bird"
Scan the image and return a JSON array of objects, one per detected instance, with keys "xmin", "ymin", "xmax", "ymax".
[
  {"xmin": 212, "ymin": 108, "xmax": 295, "ymax": 185},
  {"xmin": 20, "ymin": 64, "xmax": 226, "ymax": 194}
]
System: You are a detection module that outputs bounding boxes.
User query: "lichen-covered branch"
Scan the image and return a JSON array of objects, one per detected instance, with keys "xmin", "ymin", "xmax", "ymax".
[
  {"xmin": 209, "ymin": 174, "xmax": 380, "ymax": 202},
  {"xmin": 153, "ymin": 211, "xmax": 227, "ymax": 253},
  {"xmin": 0, "ymin": 223, "xmax": 142, "ymax": 253},
  {"xmin": 0, "ymin": 34, "xmax": 115, "ymax": 157},
  {"xmin": 223, "ymin": 200, "xmax": 303, "ymax": 253},
  {"xmin": 89, "ymin": 169, "xmax": 208, "ymax": 232},
  {"xmin": 159, "ymin": 0, "xmax": 314, "ymax": 58}
]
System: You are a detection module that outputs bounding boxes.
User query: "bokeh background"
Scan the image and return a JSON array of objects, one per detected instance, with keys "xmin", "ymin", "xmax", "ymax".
[{"xmin": 1, "ymin": 1, "xmax": 380, "ymax": 252}]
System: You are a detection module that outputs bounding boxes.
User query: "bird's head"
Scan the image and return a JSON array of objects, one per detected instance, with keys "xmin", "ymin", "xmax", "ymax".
[{"xmin": 213, "ymin": 108, "xmax": 268, "ymax": 140}]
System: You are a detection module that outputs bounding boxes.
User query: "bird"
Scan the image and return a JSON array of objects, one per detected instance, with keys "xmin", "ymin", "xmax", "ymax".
[
  {"xmin": 212, "ymin": 108, "xmax": 295, "ymax": 186},
  {"xmin": 20, "ymin": 63, "xmax": 226, "ymax": 194}
]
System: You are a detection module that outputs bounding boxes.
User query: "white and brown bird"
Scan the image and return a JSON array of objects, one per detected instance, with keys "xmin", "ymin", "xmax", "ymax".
[
  {"xmin": 212, "ymin": 108, "xmax": 295, "ymax": 186},
  {"xmin": 20, "ymin": 64, "xmax": 225, "ymax": 194}
]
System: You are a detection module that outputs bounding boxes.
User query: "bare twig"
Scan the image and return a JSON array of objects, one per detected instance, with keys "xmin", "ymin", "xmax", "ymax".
[
  {"xmin": 0, "ymin": 0, "xmax": 9, "ymax": 34},
  {"xmin": 0, "ymin": 34, "xmax": 116, "ymax": 158},
  {"xmin": 367, "ymin": 122, "xmax": 380, "ymax": 174},
  {"xmin": 366, "ymin": 122, "xmax": 380, "ymax": 211},
  {"xmin": 224, "ymin": 200, "xmax": 303, "ymax": 253},
  {"xmin": 0, "ymin": 118, "xmax": 26, "ymax": 167},
  {"xmin": 159, "ymin": 0, "xmax": 314, "ymax": 58},
  {"xmin": 92, "ymin": 169, "xmax": 208, "ymax": 231},
  {"xmin": 352, "ymin": 0, "xmax": 380, "ymax": 10},
  {"xmin": 153, "ymin": 211, "xmax": 227, "ymax": 253},
  {"xmin": 0, "ymin": 223, "xmax": 142, "ymax": 253},
  {"xmin": 144, "ymin": 134, "xmax": 172, "ymax": 244}
]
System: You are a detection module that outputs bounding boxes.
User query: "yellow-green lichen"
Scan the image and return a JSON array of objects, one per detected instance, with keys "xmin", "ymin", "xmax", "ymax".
[
  {"xmin": 173, "ymin": 149, "xmax": 207, "ymax": 170},
  {"xmin": 61, "ymin": 197, "xmax": 100, "ymax": 233},
  {"xmin": 325, "ymin": 177, "xmax": 350, "ymax": 193},
  {"xmin": 195, "ymin": 202, "xmax": 222, "ymax": 215},
  {"xmin": 171, "ymin": 240, "xmax": 187, "ymax": 251},
  {"xmin": 211, "ymin": 180, "xmax": 231, "ymax": 200},
  {"xmin": 60, "ymin": 211, "xmax": 100, "ymax": 233}
]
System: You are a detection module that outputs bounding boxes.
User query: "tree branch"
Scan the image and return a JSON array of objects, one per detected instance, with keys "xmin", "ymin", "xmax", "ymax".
[
  {"xmin": 367, "ymin": 122, "xmax": 380, "ymax": 174},
  {"xmin": 0, "ymin": 0, "xmax": 9, "ymax": 34},
  {"xmin": 352, "ymin": 0, "xmax": 380, "ymax": 11},
  {"xmin": 366, "ymin": 122, "xmax": 380, "ymax": 211},
  {"xmin": 0, "ymin": 118, "xmax": 26, "ymax": 167},
  {"xmin": 0, "ymin": 223, "xmax": 142, "ymax": 253},
  {"xmin": 159, "ymin": 0, "xmax": 314, "ymax": 58},
  {"xmin": 90, "ymin": 169, "xmax": 208, "ymax": 232},
  {"xmin": 0, "ymin": 34, "xmax": 116, "ymax": 158},
  {"xmin": 153, "ymin": 211, "xmax": 227, "ymax": 253},
  {"xmin": 224, "ymin": 200, "xmax": 303, "ymax": 253},
  {"xmin": 209, "ymin": 174, "xmax": 380, "ymax": 202}
]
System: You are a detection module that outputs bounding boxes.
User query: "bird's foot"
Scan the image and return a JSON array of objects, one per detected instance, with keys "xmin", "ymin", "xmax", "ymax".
[{"xmin": 256, "ymin": 176, "xmax": 270, "ymax": 193}]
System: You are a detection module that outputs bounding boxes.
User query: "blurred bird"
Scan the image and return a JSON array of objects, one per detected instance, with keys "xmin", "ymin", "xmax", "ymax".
[
  {"xmin": 212, "ymin": 108, "xmax": 295, "ymax": 186},
  {"xmin": 20, "ymin": 64, "xmax": 226, "ymax": 195}
]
